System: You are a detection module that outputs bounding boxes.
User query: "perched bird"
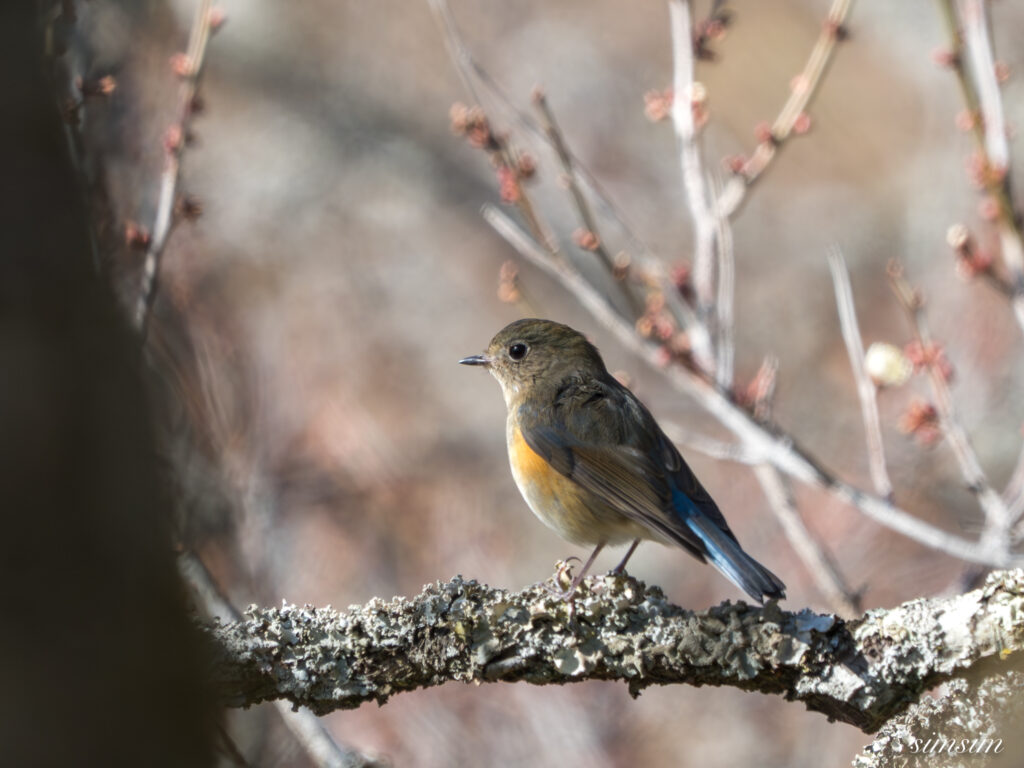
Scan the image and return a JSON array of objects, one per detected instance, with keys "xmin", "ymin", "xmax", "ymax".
[{"xmin": 460, "ymin": 318, "xmax": 785, "ymax": 603}]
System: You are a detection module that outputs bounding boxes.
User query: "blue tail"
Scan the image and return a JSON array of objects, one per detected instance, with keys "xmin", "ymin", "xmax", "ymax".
[
  {"xmin": 668, "ymin": 484, "xmax": 785, "ymax": 603},
  {"xmin": 684, "ymin": 512, "xmax": 785, "ymax": 602}
]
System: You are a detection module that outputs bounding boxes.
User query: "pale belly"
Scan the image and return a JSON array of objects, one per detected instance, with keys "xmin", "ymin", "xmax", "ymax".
[{"xmin": 505, "ymin": 418, "xmax": 648, "ymax": 546}]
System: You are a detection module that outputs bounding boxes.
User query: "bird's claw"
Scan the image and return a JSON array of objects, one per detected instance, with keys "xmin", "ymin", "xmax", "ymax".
[{"xmin": 541, "ymin": 581, "xmax": 578, "ymax": 601}]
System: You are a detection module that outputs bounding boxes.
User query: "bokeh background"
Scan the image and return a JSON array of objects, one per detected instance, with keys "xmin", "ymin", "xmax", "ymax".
[{"xmin": 69, "ymin": 0, "xmax": 1024, "ymax": 765}]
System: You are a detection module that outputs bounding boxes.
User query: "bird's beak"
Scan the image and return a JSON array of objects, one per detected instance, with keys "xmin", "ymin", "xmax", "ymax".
[{"xmin": 458, "ymin": 354, "xmax": 490, "ymax": 367}]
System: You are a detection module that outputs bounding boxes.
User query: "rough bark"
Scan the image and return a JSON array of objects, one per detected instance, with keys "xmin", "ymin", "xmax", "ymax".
[
  {"xmin": 206, "ymin": 568, "xmax": 1024, "ymax": 733},
  {"xmin": 853, "ymin": 669, "xmax": 1024, "ymax": 766}
]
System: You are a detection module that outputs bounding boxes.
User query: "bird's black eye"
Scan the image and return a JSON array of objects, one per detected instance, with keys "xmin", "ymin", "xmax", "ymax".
[{"xmin": 508, "ymin": 343, "xmax": 528, "ymax": 361}]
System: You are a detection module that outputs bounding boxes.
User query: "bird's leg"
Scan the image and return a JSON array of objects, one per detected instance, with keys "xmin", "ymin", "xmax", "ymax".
[
  {"xmin": 544, "ymin": 543, "xmax": 604, "ymax": 601},
  {"xmin": 611, "ymin": 538, "xmax": 641, "ymax": 575}
]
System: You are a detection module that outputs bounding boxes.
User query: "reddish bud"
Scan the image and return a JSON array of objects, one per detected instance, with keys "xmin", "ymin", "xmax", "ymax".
[
  {"xmin": 176, "ymin": 195, "xmax": 203, "ymax": 221},
  {"xmin": 124, "ymin": 221, "xmax": 151, "ymax": 250},
  {"xmin": 79, "ymin": 75, "xmax": 117, "ymax": 98},
  {"xmin": 450, "ymin": 104, "xmax": 491, "ymax": 148},
  {"xmin": 572, "ymin": 228, "xmax": 600, "ymax": 251},
  {"xmin": 670, "ymin": 262, "xmax": 691, "ymax": 293},
  {"xmin": 497, "ymin": 280, "xmax": 520, "ymax": 304},
  {"xmin": 643, "ymin": 88, "xmax": 673, "ymax": 123},
  {"xmin": 208, "ymin": 7, "xmax": 227, "ymax": 31},
  {"xmin": 899, "ymin": 399, "xmax": 941, "ymax": 445},
  {"xmin": 723, "ymin": 154, "xmax": 747, "ymax": 174},
  {"xmin": 792, "ymin": 112, "xmax": 812, "ymax": 135},
  {"xmin": 496, "ymin": 165, "xmax": 521, "ymax": 203},
  {"xmin": 170, "ymin": 52, "xmax": 194, "ymax": 78},
  {"xmin": 467, "ymin": 122, "xmax": 492, "ymax": 149},
  {"xmin": 904, "ymin": 341, "xmax": 955, "ymax": 382},
  {"xmin": 932, "ymin": 48, "xmax": 956, "ymax": 68},
  {"xmin": 824, "ymin": 19, "xmax": 848, "ymax": 41},
  {"xmin": 653, "ymin": 316, "xmax": 674, "ymax": 341},
  {"xmin": 994, "ymin": 61, "xmax": 1010, "ymax": 83},
  {"xmin": 163, "ymin": 123, "xmax": 184, "ymax": 153},
  {"xmin": 954, "ymin": 249, "xmax": 993, "ymax": 280},
  {"xmin": 946, "ymin": 223, "xmax": 992, "ymax": 279},
  {"xmin": 516, "ymin": 153, "xmax": 537, "ymax": 179},
  {"xmin": 754, "ymin": 121, "xmax": 774, "ymax": 145},
  {"xmin": 499, "ymin": 270, "xmax": 524, "ymax": 303},
  {"xmin": 955, "ymin": 109, "xmax": 978, "ymax": 132},
  {"xmin": 703, "ymin": 19, "xmax": 727, "ymax": 42},
  {"xmin": 497, "ymin": 260, "xmax": 521, "ymax": 304}
]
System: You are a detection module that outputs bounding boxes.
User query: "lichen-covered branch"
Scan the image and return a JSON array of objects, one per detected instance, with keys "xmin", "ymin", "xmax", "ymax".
[
  {"xmin": 206, "ymin": 569, "xmax": 1024, "ymax": 734},
  {"xmin": 853, "ymin": 668, "xmax": 1024, "ymax": 766}
]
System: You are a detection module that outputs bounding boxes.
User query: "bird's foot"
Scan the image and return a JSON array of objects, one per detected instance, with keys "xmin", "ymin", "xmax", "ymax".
[
  {"xmin": 541, "ymin": 557, "xmax": 587, "ymax": 602},
  {"xmin": 541, "ymin": 581, "xmax": 580, "ymax": 602}
]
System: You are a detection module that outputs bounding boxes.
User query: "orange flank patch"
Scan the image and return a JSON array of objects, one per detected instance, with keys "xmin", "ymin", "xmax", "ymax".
[
  {"xmin": 509, "ymin": 426, "xmax": 564, "ymax": 499},
  {"xmin": 507, "ymin": 424, "xmax": 625, "ymax": 546}
]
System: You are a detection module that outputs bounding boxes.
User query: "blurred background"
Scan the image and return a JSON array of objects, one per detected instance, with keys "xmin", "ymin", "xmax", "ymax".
[{"xmin": 56, "ymin": 0, "xmax": 1024, "ymax": 764}]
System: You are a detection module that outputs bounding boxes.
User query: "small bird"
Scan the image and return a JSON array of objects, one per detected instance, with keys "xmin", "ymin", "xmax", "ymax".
[{"xmin": 460, "ymin": 318, "xmax": 785, "ymax": 603}]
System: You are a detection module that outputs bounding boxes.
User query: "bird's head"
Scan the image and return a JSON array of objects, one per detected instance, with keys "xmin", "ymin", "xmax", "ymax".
[{"xmin": 459, "ymin": 318, "xmax": 608, "ymax": 408}]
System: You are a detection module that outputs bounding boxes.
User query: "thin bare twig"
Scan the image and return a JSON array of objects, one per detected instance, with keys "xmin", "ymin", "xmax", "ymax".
[
  {"xmin": 668, "ymin": 0, "xmax": 717, "ymax": 331},
  {"xmin": 966, "ymin": 2, "xmax": 1024, "ymax": 330},
  {"xmin": 426, "ymin": 0, "xmax": 483, "ymax": 105},
  {"xmin": 717, "ymin": 0, "xmax": 855, "ymax": 218},
  {"xmin": 532, "ymin": 90, "xmax": 643, "ymax": 317},
  {"xmin": 45, "ymin": 1, "xmax": 107, "ymax": 271},
  {"xmin": 958, "ymin": 0, "xmax": 1007, "ymax": 170},
  {"xmin": 532, "ymin": 90, "xmax": 612, "ymax": 273},
  {"xmin": 938, "ymin": 0, "xmax": 1024, "ymax": 334},
  {"xmin": 661, "ymin": 422, "xmax": 761, "ymax": 465},
  {"xmin": 753, "ymin": 464, "xmax": 860, "ymax": 617},
  {"xmin": 483, "ymin": 204, "xmax": 1024, "ymax": 567},
  {"xmin": 712, "ymin": 178, "xmax": 734, "ymax": 390},
  {"xmin": 888, "ymin": 262, "xmax": 1011, "ymax": 553},
  {"xmin": 828, "ymin": 249, "xmax": 894, "ymax": 499},
  {"xmin": 135, "ymin": 0, "xmax": 214, "ymax": 339}
]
